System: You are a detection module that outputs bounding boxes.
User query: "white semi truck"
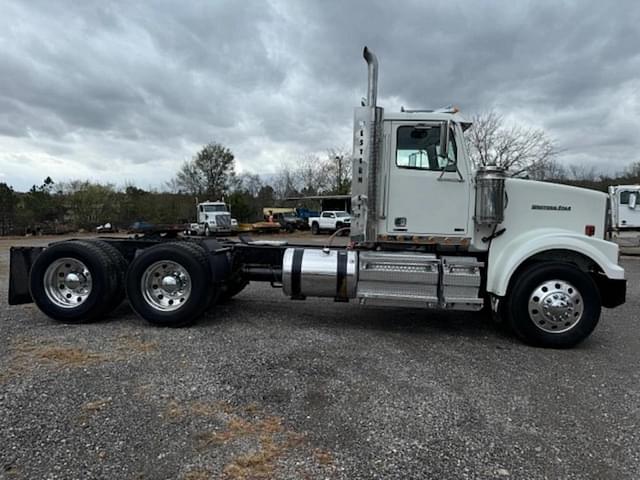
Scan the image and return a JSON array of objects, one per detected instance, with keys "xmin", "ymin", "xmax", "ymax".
[
  {"xmin": 608, "ymin": 185, "xmax": 640, "ymax": 232},
  {"xmin": 187, "ymin": 201, "xmax": 233, "ymax": 236},
  {"xmin": 8, "ymin": 47, "xmax": 626, "ymax": 348}
]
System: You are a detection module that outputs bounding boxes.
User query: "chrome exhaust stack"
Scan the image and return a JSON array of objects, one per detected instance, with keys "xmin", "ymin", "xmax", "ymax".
[
  {"xmin": 351, "ymin": 47, "xmax": 384, "ymax": 244},
  {"xmin": 363, "ymin": 46, "xmax": 378, "ymax": 107}
]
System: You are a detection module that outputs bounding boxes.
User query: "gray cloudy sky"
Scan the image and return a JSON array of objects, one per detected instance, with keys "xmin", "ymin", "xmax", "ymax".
[{"xmin": 1, "ymin": 0, "xmax": 639, "ymax": 191}]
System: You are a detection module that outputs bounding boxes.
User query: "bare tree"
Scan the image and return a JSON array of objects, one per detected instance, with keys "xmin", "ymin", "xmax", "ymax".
[
  {"xmin": 173, "ymin": 142, "xmax": 235, "ymax": 199},
  {"xmin": 564, "ymin": 164, "xmax": 603, "ymax": 183},
  {"xmin": 272, "ymin": 164, "xmax": 299, "ymax": 200},
  {"xmin": 624, "ymin": 161, "xmax": 640, "ymax": 179},
  {"xmin": 529, "ymin": 158, "xmax": 567, "ymax": 181},
  {"xmin": 236, "ymin": 172, "xmax": 263, "ymax": 197},
  {"xmin": 466, "ymin": 111, "xmax": 557, "ymax": 178},
  {"xmin": 326, "ymin": 148, "xmax": 352, "ymax": 195}
]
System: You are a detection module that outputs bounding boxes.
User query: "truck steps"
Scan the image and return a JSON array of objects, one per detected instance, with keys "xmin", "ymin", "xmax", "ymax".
[{"xmin": 356, "ymin": 252, "xmax": 483, "ymax": 310}]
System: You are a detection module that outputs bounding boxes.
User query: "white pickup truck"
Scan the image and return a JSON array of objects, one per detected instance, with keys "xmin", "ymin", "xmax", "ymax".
[{"xmin": 308, "ymin": 211, "xmax": 351, "ymax": 234}]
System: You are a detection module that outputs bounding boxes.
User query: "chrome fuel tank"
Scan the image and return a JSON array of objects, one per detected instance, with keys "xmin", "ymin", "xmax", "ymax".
[{"xmin": 282, "ymin": 248, "xmax": 357, "ymax": 300}]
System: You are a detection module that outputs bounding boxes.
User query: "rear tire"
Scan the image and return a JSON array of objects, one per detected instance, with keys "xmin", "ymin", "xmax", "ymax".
[
  {"xmin": 311, "ymin": 222, "xmax": 320, "ymax": 235},
  {"xmin": 74, "ymin": 239, "xmax": 128, "ymax": 310},
  {"xmin": 29, "ymin": 241, "xmax": 119, "ymax": 323},
  {"xmin": 504, "ymin": 262, "xmax": 601, "ymax": 348},
  {"xmin": 125, "ymin": 241, "xmax": 214, "ymax": 327}
]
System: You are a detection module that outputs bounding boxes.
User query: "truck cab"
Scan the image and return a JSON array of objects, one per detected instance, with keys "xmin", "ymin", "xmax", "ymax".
[
  {"xmin": 197, "ymin": 201, "xmax": 232, "ymax": 236},
  {"xmin": 608, "ymin": 185, "xmax": 640, "ymax": 232}
]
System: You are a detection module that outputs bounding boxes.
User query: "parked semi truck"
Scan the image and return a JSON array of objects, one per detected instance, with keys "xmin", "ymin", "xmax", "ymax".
[
  {"xmin": 8, "ymin": 47, "xmax": 626, "ymax": 348},
  {"xmin": 608, "ymin": 185, "xmax": 640, "ymax": 233},
  {"xmin": 187, "ymin": 201, "xmax": 234, "ymax": 236}
]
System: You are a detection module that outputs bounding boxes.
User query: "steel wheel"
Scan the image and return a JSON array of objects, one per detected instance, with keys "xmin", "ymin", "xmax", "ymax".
[
  {"xmin": 140, "ymin": 260, "xmax": 192, "ymax": 312},
  {"xmin": 504, "ymin": 262, "xmax": 601, "ymax": 348},
  {"xmin": 43, "ymin": 257, "xmax": 93, "ymax": 309},
  {"xmin": 528, "ymin": 279, "xmax": 584, "ymax": 333},
  {"xmin": 29, "ymin": 241, "xmax": 119, "ymax": 323},
  {"xmin": 125, "ymin": 242, "xmax": 215, "ymax": 327}
]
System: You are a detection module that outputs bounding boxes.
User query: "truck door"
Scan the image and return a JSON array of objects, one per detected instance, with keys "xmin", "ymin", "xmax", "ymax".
[
  {"xmin": 321, "ymin": 211, "xmax": 335, "ymax": 229},
  {"xmin": 385, "ymin": 122, "xmax": 471, "ymax": 236}
]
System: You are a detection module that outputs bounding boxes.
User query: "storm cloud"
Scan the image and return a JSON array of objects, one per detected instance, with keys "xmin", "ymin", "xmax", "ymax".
[{"xmin": 1, "ymin": 0, "xmax": 639, "ymax": 190}]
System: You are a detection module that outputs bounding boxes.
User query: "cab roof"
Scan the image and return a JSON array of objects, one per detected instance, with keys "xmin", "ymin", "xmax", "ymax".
[{"xmin": 382, "ymin": 110, "xmax": 472, "ymax": 131}]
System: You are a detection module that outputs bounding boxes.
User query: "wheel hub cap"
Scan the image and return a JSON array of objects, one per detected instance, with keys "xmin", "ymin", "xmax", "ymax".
[
  {"xmin": 64, "ymin": 272, "xmax": 84, "ymax": 289},
  {"xmin": 528, "ymin": 279, "xmax": 584, "ymax": 333},
  {"xmin": 43, "ymin": 258, "xmax": 93, "ymax": 309},
  {"xmin": 141, "ymin": 261, "xmax": 191, "ymax": 312},
  {"xmin": 161, "ymin": 275, "xmax": 180, "ymax": 293}
]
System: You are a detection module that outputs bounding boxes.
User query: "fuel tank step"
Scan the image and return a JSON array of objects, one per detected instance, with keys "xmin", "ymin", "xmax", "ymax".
[{"xmin": 357, "ymin": 251, "xmax": 440, "ymax": 307}]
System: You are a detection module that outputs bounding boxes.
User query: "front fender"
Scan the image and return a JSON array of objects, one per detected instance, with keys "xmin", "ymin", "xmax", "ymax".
[{"xmin": 487, "ymin": 229, "xmax": 624, "ymax": 297}]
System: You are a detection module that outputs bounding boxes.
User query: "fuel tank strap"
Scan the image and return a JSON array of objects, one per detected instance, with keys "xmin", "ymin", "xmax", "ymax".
[
  {"xmin": 335, "ymin": 250, "xmax": 349, "ymax": 302},
  {"xmin": 291, "ymin": 248, "xmax": 305, "ymax": 299}
]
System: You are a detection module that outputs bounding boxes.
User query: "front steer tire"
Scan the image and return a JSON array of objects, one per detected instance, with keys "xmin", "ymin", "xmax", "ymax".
[
  {"xmin": 503, "ymin": 262, "xmax": 601, "ymax": 348},
  {"xmin": 125, "ymin": 242, "xmax": 214, "ymax": 327},
  {"xmin": 29, "ymin": 241, "xmax": 120, "ymax": 323}
]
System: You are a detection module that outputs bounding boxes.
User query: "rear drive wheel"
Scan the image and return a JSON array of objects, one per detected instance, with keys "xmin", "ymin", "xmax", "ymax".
[
  {"xmin": 125, "ymin": 242, "xmax": 214, "ymax": 327},
  {"xmin": 311, "ymin": 222, "xmax": 320, "ymax": 235},
  {"xmin": 29, "ymin": 241, "xmax": 119, "ymax": 323},
  {"xmin": 504, "ymin": 262, "xmax": 601, "ymax": 348},
  {"xmin": 74, "ymin": 239, "xmax": 128, "ymax": 309}
]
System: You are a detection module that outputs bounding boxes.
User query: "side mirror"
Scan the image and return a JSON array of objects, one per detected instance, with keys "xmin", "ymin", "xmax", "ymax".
[
  {"xmin": 629, "ymin": 193, "xmax": 637, "ymax": 210},
  {"xmin": 439, "ymin": 121, "xmax": 450, "ymax": 159}
]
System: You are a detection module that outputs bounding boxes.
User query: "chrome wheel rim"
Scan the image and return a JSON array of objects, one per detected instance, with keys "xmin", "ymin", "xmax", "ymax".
[
  {"xmin": 43, "ymin": 257, "xmax": 93, "ymax": 309},
  {"xmin": 528, "ymin": 279, "xmax": 584, "ymax": 333},
  {"xmin": 140, "ymin": 260, "xmax": 191, "ymax": 312}
]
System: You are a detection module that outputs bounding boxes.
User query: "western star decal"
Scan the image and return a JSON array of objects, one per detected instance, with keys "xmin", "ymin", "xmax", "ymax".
[{"xmin": 531, "ymin": 204, "xmax": 572, "ymax": 211}]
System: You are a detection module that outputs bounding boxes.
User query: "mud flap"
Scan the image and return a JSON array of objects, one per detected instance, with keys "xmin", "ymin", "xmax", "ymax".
[{"xmin": 8, "ymin": 247, "xmax": 44, "ymax": 305}]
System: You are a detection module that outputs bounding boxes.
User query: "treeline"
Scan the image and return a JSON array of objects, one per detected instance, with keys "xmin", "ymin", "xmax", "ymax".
[
  {"xmin": 546, "ymin": 161, "xmax": 640, "ymax": 192},
  {"xmin": 0, "ymin": 143, "xmax": 352, "ymax": 236},
  {"xmin": 2, "ymin": 136, "xmax": 639, "ymax": 236},
  {"xmin": 0, "ymin": 178, "xmax": 197, "ymax": 235}
]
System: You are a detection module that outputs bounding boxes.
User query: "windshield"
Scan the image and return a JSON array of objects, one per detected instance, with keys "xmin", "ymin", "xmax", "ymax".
[
  {"xmin": 203, "ymin": 205, "xmax": 227, "ymax": 212},
  {"xmin": 335, "ymin": 211, "xmax": 350, "ymax": 217}
]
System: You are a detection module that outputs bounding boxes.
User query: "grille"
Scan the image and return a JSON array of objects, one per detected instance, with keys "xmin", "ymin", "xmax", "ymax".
[{"xmin": 216, "ymin": 215, "xmax": 231, "ymax": 227}]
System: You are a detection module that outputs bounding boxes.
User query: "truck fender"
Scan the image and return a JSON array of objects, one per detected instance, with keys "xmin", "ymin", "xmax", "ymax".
[{"xmin": 487, "ymin": 230, "xmax": 624, "ymax": 297}]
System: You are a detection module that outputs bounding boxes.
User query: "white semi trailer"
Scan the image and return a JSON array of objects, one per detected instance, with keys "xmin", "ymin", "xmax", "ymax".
[{"xmin": 8, "ymin": 47, "xmax": 626, "ymax": 348}]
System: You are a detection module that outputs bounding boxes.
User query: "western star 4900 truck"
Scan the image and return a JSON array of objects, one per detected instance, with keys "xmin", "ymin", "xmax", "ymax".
[{"xmin": 8, "ymin": 48, "xmax": 626, "ymax": 348}]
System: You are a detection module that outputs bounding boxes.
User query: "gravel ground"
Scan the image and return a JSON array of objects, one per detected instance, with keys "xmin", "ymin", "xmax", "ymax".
[{"xmin": 1, "ymin": 235, "xmax": 639, "ymax": 479}]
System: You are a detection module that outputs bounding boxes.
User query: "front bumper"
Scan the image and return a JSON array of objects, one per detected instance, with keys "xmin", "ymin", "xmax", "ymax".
[{"xmin": 593, "ymin": 273, "xmax": 626, "ymax": 308}]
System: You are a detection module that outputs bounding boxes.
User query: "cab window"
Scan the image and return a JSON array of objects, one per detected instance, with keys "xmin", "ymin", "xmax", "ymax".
[
  {"xmin": 396, "ymin": 125, "xmax": 457, "ymax": 171},
  {"xmin": 620, "ymin": 191, "xmax": 630, "ymax": 204}
]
